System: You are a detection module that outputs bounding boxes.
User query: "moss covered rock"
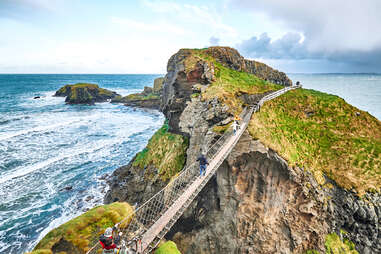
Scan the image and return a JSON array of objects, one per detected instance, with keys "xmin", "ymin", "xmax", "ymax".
[
  {"xmin": 54, "ymin": 83, "xmax": 119, "ymax": 104},
  {"xmin": 325, "ymin": 232, "xmax": 359, "ymax": 254},
  {"xmin": 155, "ymin": 241, "xmax": 181, "ymax": 254},
  {"xmin": 29, "ymin": 202, "xmax": 133, "ymax": 254},
  {"xmin": 104, "ymin": 120, "xmax": 189, "ymax": 205},
  {"xmin": 133, "ymin": 121, "xmax": 188, "ymax": 181}
]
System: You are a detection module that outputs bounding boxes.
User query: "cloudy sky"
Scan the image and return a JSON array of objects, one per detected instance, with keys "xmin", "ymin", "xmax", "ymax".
[{"xmin": 0, "ymin": 0, "xmax": 380, "ymax": 73}]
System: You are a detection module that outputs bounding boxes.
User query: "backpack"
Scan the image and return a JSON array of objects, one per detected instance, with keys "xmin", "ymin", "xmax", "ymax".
[{"xmin": 100, "ymin": 234, "xmax": 113, "ymax": 247}]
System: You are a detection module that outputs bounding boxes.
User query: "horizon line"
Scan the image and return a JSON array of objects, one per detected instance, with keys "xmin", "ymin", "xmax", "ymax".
[{"xmin": 0, "ymin": 72, "xmax": 380, "ymax": 75}]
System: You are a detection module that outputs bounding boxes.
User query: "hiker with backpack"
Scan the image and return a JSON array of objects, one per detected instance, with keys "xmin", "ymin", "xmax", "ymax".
[
  {"xmin": 99, "ymin": 224, "xmax": 120, "ymax": 253},
  {"xmin": 197, "ymin": 153, "xmax": 209, "ymax": 176}
]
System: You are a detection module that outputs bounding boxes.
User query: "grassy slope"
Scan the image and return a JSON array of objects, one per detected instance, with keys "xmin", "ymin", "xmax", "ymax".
[
  {"xmin": 249, "ymin": 88, "xmax": 381, "ymax": 195},
  {"xmin": 125, "ymin": 93, "xmax": 159, "ymax": 101},
  {"xmin": 133, "ymin": 121, "xmax": 189, "ymax": 181},
  {"xmin": 155, "ymin": 241, "xmax": 181, "ymax": 254},
  {"xmin": 307, "ymin": 231, "xmax": 358, "ymax": 254},
  {"xmin": 29, "ymin": 202, "xmax": 133, "ymax": 254},
  {"xmin": 189, "ymin": 50, "xmax": 283, "ymax": 115},
  {"xmin": 325, "ymin": 232, "xmax": 358, "ymax": 254}
]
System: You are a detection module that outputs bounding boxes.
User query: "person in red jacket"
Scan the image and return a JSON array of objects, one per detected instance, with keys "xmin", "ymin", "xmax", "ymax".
[{"xmin": 99, "ymin": 226, "xmax": 118, "ymax": 253}]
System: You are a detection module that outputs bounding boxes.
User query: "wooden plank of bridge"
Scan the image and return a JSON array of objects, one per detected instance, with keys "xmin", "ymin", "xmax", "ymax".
[{"xmin": 140, "ymin": 118, "xmax": 249, "ymax": 251}]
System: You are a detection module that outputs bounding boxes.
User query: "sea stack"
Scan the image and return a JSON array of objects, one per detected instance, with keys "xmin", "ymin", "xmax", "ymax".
[{"xmin": 54, "ymin": 83, "xmax": 120, "ymax": 104}]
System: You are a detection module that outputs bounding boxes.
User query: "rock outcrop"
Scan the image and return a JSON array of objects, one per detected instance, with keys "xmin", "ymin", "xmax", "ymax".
[
  {"xmin": 107, "ymin": 46, "xmax": 380, "ymax": 253},
  {"xmin": 111, "ymin": 77, "xmax": 164, "ymax": 109},
  {"xmin": 54, "ymin": 83, "xmax": 119, "ymax": 104},
  {"xmin": 204, "ymin": 47, "xmax": 292, "ymax": 86}
]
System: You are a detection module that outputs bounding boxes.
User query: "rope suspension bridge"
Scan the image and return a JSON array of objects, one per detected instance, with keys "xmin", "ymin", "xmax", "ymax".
[{"xmin": 87, "ymin": 85, "xmax": 299, "ymax": 254}]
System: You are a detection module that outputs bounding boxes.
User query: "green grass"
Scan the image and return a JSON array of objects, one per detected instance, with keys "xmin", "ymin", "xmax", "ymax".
[
  {"xmin": 191, "ymin": 93, "xmax": 200, "ymax": 98},
  {"xmin": 325, "ymin": 233, "xmax": 358, "ymax": 254},
  {"xmin": 57, "ymin": 83, "xmax": 116, "ymax": 103},
  {"xmin": 249, "ymin": 88, "xmax": 381, "ymax": 195},
  {"xmin": 305, "ymin": 250, "xmax": 320, "ymax": 254},
  {"xmin": 212, "ymin": 122, "xmax": 232, "ymax": 134},
  {"xmin": 155, "ymin": 241, "xmax": 181, "ymax": 254},
  {"xmin": 56, "ymin": 83, "xmax": 99, "ymax": 94},
  {"xmin": 184, "ymin": 50, "xmax": 282, "ymax": 114},
  {"xmin": 29, "ymin": 202, "xmax": 133, "ymax": 254},
  {"xmin": 126, "ymin": 93, "xmax": 160, "ymax": 101},
  {"xmin": 133, "ymin": 121, "xmax": 189, "ymax": 181}
]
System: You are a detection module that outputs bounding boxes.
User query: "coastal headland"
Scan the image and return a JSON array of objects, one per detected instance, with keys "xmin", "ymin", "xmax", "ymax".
[{"xmin": 31, "ymin": 47, "xmax": 380, "ymax": 254}]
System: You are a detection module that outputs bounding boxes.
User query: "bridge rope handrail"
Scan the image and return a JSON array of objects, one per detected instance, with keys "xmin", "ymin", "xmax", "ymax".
[{"xmin": 86, "ymin": 85, "xmax": 299, "ymax": 254}]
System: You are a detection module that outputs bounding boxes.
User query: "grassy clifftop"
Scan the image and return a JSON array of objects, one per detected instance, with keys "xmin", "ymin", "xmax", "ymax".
[
  {"xmin": 30, "ymin": 202, "xmax": 133, "ymax": 254},
  {"xmin": 249, "ymin": 88, "xmax": 381, "ymax": 195},
  {"xmin": 184, "ymin": 49, "xmax": 283, "ymax": 114},
  {"xmin": 133, "ymin": 121, "xmax": 189, "ymax": 181}
]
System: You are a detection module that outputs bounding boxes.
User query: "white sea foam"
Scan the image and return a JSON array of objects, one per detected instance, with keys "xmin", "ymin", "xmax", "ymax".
[
  {"xmin": 0, "ymin": 139, "xmax": 122, "ymax": 184},
  {"xmin": 0, "ymin": 120, "xmax": 79, "ymax": 141},
  {"xmin": 19, "ymin": 91, "xmax": 62, "ymax": 108}
]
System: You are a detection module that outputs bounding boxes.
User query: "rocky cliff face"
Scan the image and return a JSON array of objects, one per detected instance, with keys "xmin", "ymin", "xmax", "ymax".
[
  {"xmin": 106, "ymin": 47, "xmax": 380, "ymax": 253},
  {"xmin": 204, "ymin": 47, "xmax": 292, "ymax": 86}
]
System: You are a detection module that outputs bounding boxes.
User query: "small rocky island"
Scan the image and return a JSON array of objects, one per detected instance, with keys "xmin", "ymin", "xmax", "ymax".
[
  {"xmin": 54, "ymin": 83, "xmax": 120, "ymax": 104},
  {"xmin": 111, "ymin": 77, "xmax": 164, "ymax": 109},
  {"xmin": 54, "ymin": 78, "xmax": 164, "ymax": 108}
]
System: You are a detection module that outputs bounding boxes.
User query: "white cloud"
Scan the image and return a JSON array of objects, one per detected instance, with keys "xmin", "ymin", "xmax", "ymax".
[
  {"xmin": 142, "ymin": 0, "xmax": 237, "ymax": 38},
  {"xmin": 232, "ymin": 0, "xmax": 381, "ymax": 72},
  {"xmin": 111, "ymin": 17, "xmax": 186, "ymax": 35},
  {"xmin": 231, "ymin": 0, "xmax": 381, "ymax": 53}
]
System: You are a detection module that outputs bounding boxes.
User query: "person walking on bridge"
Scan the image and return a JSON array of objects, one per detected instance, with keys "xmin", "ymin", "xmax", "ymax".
[
  {"xmin": 197, "ymin": 153, "xmax": 209, "ymax": 176},
  {"xmin": 99, "ymin": 224, "xmax": 119, "ymax": 253},
  {"xmin": 232, "ymin": 120, "xmax": 240, "ymax": 135}
]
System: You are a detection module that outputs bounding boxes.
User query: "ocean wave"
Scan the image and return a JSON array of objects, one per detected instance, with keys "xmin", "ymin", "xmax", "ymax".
[
  {"xmin": 0, "ymin": 120, "xmax": 81, "ymax": 142},
  {"xmin": 0, "ymin": 139, "xmax": 122, "ymax": 184},
  {"xmin": 0, "ymin": 116, "xmax": 31, "ymax": 126}
]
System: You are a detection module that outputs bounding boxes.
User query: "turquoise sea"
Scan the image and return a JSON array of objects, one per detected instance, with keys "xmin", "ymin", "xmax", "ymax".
[
  {"xmin": 0, "ymin": 75, "xmax": 164, "ymax": 253},
  {"xmin": 0, "ymin": 74, "xmax": 380, "ymax": 253}
]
